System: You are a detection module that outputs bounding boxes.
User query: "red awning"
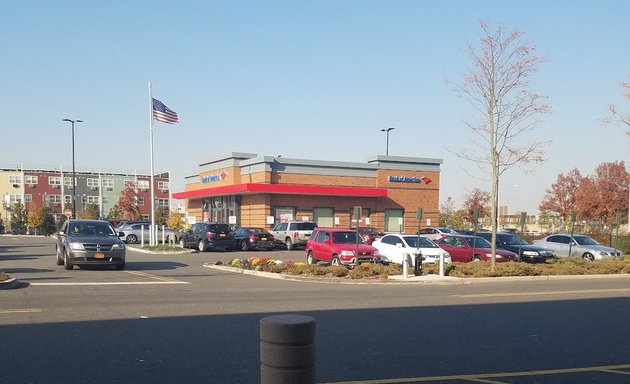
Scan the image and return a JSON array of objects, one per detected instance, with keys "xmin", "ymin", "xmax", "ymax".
[{"xmin": 172, "ymin": 183, "xmax": 388, "ymax": 199}]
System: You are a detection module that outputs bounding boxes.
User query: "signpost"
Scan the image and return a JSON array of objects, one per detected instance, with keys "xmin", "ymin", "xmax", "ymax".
[{"xmin": 353, "ymin": 206, "xmax": 362, "ymax": 268}]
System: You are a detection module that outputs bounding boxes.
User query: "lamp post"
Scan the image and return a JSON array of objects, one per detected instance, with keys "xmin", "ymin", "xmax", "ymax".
[
  {"xmin": 62, "ymin": 119, "xmax": 83, "ymax": 219},
  {"xmin": 380, "ymin": 127, "xmax": 395, "ymax": 156}
]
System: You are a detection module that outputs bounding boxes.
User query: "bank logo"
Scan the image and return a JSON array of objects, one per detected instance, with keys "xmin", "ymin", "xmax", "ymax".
[
  {"xmin": 388, "ymin": 175, "xmax": 432, "ymax": 184},
  {"xmin": 201, "ymin": 171, "xmax": 228, "ymax": 183}
]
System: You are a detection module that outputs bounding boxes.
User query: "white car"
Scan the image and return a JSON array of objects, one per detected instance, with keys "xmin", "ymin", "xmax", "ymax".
[
  {"xmin": 372, "ymin": 234, "xmax": 451, "ymax": 266},
  {"xmin": 417, "ymin": 227, "xmax": 460, "ymax": 240}
]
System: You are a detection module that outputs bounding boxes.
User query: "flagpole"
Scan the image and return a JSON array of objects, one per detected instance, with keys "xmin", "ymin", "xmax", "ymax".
[{"xmin": 149, "ymin": 81, "xmax": 156, "ymax": 246}]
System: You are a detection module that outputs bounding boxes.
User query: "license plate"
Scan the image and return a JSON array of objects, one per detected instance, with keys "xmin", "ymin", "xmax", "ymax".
[
  {"xmin": 261, "ymin": 237, "xmax": 267, "ymax": 240},
  {"xmin": 219, "ymin": 233, "xmax": 226, "ymax": 237},
  {"xmin": 95, "ymin": 253, "xmax": 105, "ymax": 258}
]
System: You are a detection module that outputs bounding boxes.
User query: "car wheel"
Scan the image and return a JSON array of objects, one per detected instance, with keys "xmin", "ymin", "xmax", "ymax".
[
  {"xmin": 56, "ymin": 246, "xmax": 64, "ymax": 266},
  {"xmin": 241, "ymin": 241, "xmax": 250, "ymax": 251},
  {"xmin": 179, "ymin": 238, "xmax": 185, "ymax": 248},
  {"xmin": 472, "ymin": 255, "xmax": 482, "ymax": 262},
  {"xmin": 63, "ymin": 250, "xmax": 73, "ymax": 270},
  {"xmin": 583, "ymin": 253, "xmax": 594, "ymax": 262},
  {"xmin": 127, "ymin": 234, "xmax": 138, "ymax": 244},
  {"xmin": 285, "ymin": 237, "xmax": 294, "ymax": 250},
  {"xmin": 331, "ymin": 256, "xmax": 341, "ymax": 266},
  {"xmin": 115, "ymin": 262, "xmax": 125, "ymax": 270},
  {"xmin": 307, "ymin": 251, "xmax": 317, "ymax": 265},
  {"xmin": 198, "ymin": 240, "xmax": 206, "ymax": 252}
]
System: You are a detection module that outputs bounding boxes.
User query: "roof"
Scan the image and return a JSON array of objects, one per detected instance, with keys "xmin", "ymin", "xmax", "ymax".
[{"xmin": 172, "ymin": 183, "xmax": 388, "ymax": 199}]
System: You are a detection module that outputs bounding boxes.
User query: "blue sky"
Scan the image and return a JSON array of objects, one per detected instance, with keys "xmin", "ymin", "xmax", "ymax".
[{"xmin": 2, "ymin": 0, "xmax": 628, "ymax": 214}]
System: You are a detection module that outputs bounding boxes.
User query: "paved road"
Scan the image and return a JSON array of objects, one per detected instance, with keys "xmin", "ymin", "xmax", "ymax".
[{"xmin": 1, "ymin": 235, "xmax": 630, "ymax": 383}]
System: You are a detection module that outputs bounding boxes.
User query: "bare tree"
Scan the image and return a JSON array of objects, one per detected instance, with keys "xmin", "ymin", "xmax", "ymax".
[
  {"xmin": 606, "ymin": 79, "xmax": 630, "ymax": 136},
  {"xmin": 450, "ymin": 21, "xmax": 550, "ymax": 268}
]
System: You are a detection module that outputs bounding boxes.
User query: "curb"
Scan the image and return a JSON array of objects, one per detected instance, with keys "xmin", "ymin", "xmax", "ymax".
[
  {"xmin": 0, "ymin": 277, "xmax": 20, "ymax": 290},
  {"xmin": 127, "ymin": 246, "xmax": 196, "ymax": 255},
  {"xmin": 203, "ymin": 264, "xmax": 630, "ymax": 285}
]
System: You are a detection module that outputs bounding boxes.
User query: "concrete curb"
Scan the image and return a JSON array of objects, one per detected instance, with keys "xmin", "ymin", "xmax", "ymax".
[
  {"xmin": 204, "ymin": 264, "xmax": 630, "ymax": 285},
  {"xmin": 126, "ymin": 246, "xmax": 196, "ymax": 255}
]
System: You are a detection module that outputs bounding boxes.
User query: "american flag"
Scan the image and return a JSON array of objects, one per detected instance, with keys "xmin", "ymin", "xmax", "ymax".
[{"xmin": 152, "ymin": 98, "xmax": 179, "ymax": 124}]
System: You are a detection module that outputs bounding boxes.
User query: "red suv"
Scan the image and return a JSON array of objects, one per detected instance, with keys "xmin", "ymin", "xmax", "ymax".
[{"xmin": 305, "ymin": 227, "xmax": 381, "ymax": 266}]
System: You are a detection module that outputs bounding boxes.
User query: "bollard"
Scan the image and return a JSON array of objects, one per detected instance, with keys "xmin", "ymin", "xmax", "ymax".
[
  {"xmin": 260, "ymin": 314, "xmax": 316, "ymax": 384},
  {"xmin": 402, "ymin": 254, "xmax": 409, "ymax": 279},
  {"xmin": 439, "ymin": 253, "xmax": 445, "ymax": 277},
  {"xmin": 414, "ymin": 252, "xmax": 422, "ymax": 276}
]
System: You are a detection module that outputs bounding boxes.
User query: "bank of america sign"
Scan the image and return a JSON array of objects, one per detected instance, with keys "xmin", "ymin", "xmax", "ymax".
[{"xmin": 388, "ymin": 175, "xmax": 431, "ymax": 184}]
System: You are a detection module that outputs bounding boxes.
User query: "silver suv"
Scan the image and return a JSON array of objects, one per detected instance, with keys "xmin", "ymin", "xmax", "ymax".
[{"xmin": 271, "ymin": 221, "xmax": 317, "ymax": 250}]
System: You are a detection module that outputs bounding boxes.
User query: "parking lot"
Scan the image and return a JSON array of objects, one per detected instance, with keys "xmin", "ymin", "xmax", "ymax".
[{"xmin": 2, "ymin": 235, "xmax": 630, "ymax": 384}]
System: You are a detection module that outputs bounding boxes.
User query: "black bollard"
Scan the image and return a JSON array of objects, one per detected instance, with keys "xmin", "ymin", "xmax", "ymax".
[
  {"xmin": 414, "ymin": 252, "xmax": 423, "ymax": 276},
  {"xmin": 260, "ymin": 314, "xmax": 316, "ymax": 384}
]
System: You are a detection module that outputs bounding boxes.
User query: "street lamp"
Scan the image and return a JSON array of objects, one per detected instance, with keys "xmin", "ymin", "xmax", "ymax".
[
  {"xmin": 62, "ymin": 119, "xmax": 83, "ymax": 219},
  {"xmin": 381, "ymin": 127, "xmax": 395, "ymax": 156}
]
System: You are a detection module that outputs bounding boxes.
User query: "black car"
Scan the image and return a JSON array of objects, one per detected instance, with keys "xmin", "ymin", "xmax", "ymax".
[
  {"xmin": 179, "ymin": 222, "xmax": 235, "ymax": 252},
  {"xmin": 55, "ymin": 219, "xmax": 126, "ymax": 270},
  {"xmin": 234, "ymin": 227, "xmax": 275, "ymax": 251},
  {"xmin": 476, "ymin": 231, "xmax": 556, "ymax": 263}
]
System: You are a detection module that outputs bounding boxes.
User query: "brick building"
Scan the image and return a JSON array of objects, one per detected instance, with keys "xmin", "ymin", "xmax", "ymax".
[{"xmin": 173, "ymin": 153, "xmax": 442, "ymax": 233}]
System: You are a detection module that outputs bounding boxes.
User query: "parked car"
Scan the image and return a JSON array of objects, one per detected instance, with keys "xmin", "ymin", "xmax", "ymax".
[
  {"xmin": 305, "ymin": 227, "xmax": 381, "ymax": 266},
  {"xmin": 434, "ymin": 234, "xmax": 519, "ymax": 263},
  {"xmin": 417, "ymin": 227, "xmax": 460, "ymax": 240},
  {"xmin": 234, "ymin": 227, "xmax": 275, "ymax": 251},
  {"xmin": 179, "ymin": 222, "xmax": 235, "ymax": 252},
  {"xmin": 476, "ymin": 232, "xmax": 556, "ymax": 263},
  {"xmin": 271, "ymin": 221, "xmax": 317, "ymax": 250},
  {"xmin": 532, "ymin": 233, "xmax": 624, "ymax": 261},
  {"xmin": 117, "ymin": 222, "xmax": 179, "ymax": 244},
  {"xmin": 372, "ymin": 233, "xmax": 451, "ymax": 266},
  {"xmin": 55, "ymin": 219, "xmax": 125, "ymax": 270},
  {"xmin": 352, "ymin": 227, "xmax": 385, "ymax": 245}
]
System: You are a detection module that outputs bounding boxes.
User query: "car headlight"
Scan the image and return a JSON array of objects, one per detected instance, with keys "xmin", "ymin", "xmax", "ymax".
[
  {"xmin": 112, "ymin": 243, "xmax": 123, "ymax": 249},
  {"xmin": 523, "ymin": 251, "xmax": 539, "ymax": 256},
  {"xmin": 69, "ymin": 242, "xmax": 85, "ymax": 250},
  {"xmin": 340, "ymin": 250, "xmax": 355, "ymax": 256},
  {"xmin": 488, "ymin": 253, "xmax": 503, "ymax": 258},
  {"xmin": 373, "ymin": 250, "xmax": 379, "ymax": 256}
]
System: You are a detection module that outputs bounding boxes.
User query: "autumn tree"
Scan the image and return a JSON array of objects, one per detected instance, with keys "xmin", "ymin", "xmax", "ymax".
[
  {"xmin": 27, "ymin": 207, "xmax": 45, "ymax": 235},
  {"xmin": 462, "ymin": 188, "xmax": 491, "ymax": 226},
  {"xmin": 168, "ymin": 211, "xmax": 184, "ymax": 231},
  {"xmin": 539, "ymin": 168, "xmax": 583, "ymax": 228},
  {"xmin": 116, "ymin": 183, "xmax": 141, "ymax": 220},
  {"xmin": 575, "ymin": 161, "xmax": 628, "ymax": 224},
  {"xmin": 451, "ymin": 20, "xmax": 550, "ymax": 267},
  {"xmin": 80, "ymin": 203, "xmax": 100, "ymax": 220},
  {"xmin": 10, "ymin": 202, "xmax": 27, "ymax": 235}
]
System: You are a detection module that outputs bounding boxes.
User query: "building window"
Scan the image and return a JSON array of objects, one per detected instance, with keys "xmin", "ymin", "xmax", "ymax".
[
  {"xmin": 137, "ymin": 180, "xmax": 149, "ymax": 190},
  {"xmin": 25, "ymin": 194, "xmax": 32, "ymax": 203},
  {"xmin": 350, "ymin": 208, "xmax": 371, "ymax": 227},
  {"xmin": 64, "ymin": 195, "xmax": 72, "ymax": 204},
  {"xmin": 102, "ymin": 178, "xmax": 114, "ymax": 188},
  {"xmin": 25, "ymin": 175, "xmax": 38, "ymax": 185},
  {"xmin": 384, "ymin": 209, "xmax": 404, "ymax": 233},
  {"xmin": 141, "ymin": 214, "xmax": 150, "ymax": 221},
  {"xmin": 87, "ymin": 178, "xmax": 99, "ymax": 188},
  {"xmin": 158, "ymin": 181, "xmax": 169, "ymax": 191},
  {"xmin": 102, "ymin": 196, "xmax": 109, "ymax": 204},
  {"xmin": 86, "ymin": 196, "xmax": 100, "ymax": 204},
  {"xmin": 137, "ymin": 197, "xmax": 145, "ymax": 206},
  {"xmin": 8, "ymin": 175, "xmax": 22, "ymax": 184},
  {"xmin": 49, "ymin": 176, "xmax": 62, "ymax": 186},
  {"xmin": 64, "ymin": 177, "xmax": 73, "ymax": 187},
  {"xmin": 48, "ymin": 195, "xmax": 62, "ymax": 203},
  {"xmin": 124, "ymin": 180, "xmax": 135, "ymax": 188},
  {"xmin": 8, "ymin": 194, "xmax": 22, "ymax": 204},
  {"xmin": 273, "ymin": 207, "xmax": 295, "ymax": 222},
  {"xmin": 156, "ymin": 198, "xmax": 169, "ymax": 207}
]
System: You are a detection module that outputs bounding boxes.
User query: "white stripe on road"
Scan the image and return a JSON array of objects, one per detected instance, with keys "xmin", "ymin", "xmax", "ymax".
[{"xmin": 29, "ymin": 281, "xmax": 189, "ymax": 286}]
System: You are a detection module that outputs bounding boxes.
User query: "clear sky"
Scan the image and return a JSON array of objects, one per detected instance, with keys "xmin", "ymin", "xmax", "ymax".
[{"xmin": 2, "ymin": 0, "xmax": 628, "ymax": 215}]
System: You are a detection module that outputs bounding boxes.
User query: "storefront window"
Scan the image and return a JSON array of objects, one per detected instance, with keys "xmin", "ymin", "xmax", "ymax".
[
  {"xmin": 350, "ymin": 208, "xmax": 371, "ymax": 227},
  {"xmin": 273, "ymin": 207, "xmax": 295, "ymax": 223},
  {"xmin": 203, "ymin": 196, "xmax": 239, "ymax": 224},
  {"xmin": 384, "ymin": 209, "xmax": 404, "ymax": 233}
]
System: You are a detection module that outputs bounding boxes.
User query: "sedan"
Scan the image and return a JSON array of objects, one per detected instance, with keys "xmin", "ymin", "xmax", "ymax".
[
  {"xmin": 434, "ymin": 234, "xmax": 519, "ymax": 263},
  {"xmin": 533, "ymin": 233, "xmax": 624, "ymax": 261},
  {"xmin": 417, "ymin": 227, "xmax": 460, "ymax": 240},
  {"xmin": 117, "ymin": 222, "xmax": 179, "ymax": 244},
  {"xmin": 476, "ymin": 232, "xmax": 556, "ymax": 263},
  {"xmin": 372, "ymin": 234, "xmax": 451, "ymax": 266},
  {"xmin": 234, "ymin": 227, "xmax": 275, "ymax": 251},
  {"xmin": 55, "ymin": 219, "xmax": 125, "ymax": 270}
]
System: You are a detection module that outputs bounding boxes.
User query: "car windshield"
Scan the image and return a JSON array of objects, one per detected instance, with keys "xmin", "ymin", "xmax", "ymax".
[
  {"xmin": 297, "ymin": 222, "xmax": 317, "ymax": 230},
  {"xmin": 248, "ymin": 228, "xmax": 268, "ymax": 234},
  {"xmin": 69, "ymin": 223, "xmax": 117, "ymax": 237},
  {"xmin": 465, "ymin": 237, "xmax": 492, "ymax": 248},
  {"xmin": 574, "ymin": 235, "xmax": 600, "ymax": 246},
  {"xmin": 500, "ymin": 234, "xmax": 528, "ymax": 245},
  {"xmin": 402, "ymin": 236, "xmax": 439, "ymax": 248},
  {"xmin": 332, "ymin": 231, "xmax": 362, "ymax": 244}
]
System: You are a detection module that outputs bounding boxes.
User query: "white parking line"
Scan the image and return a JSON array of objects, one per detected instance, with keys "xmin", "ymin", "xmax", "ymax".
[{"xmin": 29, "ymin": 281, "xmax": 189, "ymax": 286}]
